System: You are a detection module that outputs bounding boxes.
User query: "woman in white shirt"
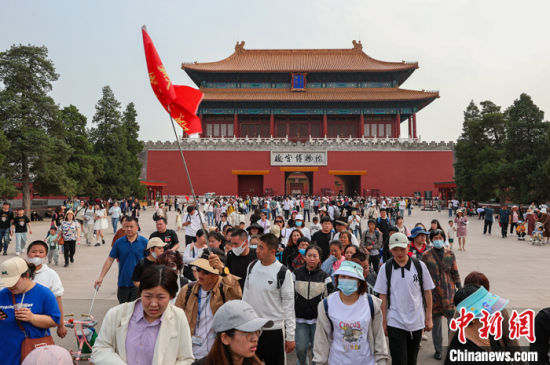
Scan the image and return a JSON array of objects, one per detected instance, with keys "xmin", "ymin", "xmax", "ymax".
[{"xmin": 93, "ymin": 203, "xmax": 107, "ymax": 246}]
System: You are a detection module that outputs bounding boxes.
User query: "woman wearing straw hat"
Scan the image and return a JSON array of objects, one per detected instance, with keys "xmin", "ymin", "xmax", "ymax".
[
  {"xmin": 60, "ymin": 209, "xmax": 81, "ymax": 267},
  {"xmin": 0, "ymin": 257, "xmax": 60, "ymax": 364}
]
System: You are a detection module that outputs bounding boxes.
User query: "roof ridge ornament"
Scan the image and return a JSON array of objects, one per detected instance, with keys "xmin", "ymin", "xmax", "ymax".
[
  {"xmin": 235, "ymin": 41, "xmax": 245, "ymax": 53},
  {"xmin": 352, "ymin": 40, "xmax": 363, "ymax": 52}
]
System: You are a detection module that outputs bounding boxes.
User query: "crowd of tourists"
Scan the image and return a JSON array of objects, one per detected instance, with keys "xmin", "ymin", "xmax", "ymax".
[{"xmin": 0, "ymin": 195, "xmax": 549, "ymax": 364}]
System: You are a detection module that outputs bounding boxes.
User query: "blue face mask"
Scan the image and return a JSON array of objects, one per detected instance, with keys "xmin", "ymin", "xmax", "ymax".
[
  {"xmin": 295, "ymin": 221, "xmax": 303, "ymax": 227},
  {"xmin": 433, "ymin": 240, "xmax": 445, "ymax": 248},
  {"xmin": 299, "ymin": 248, "xmax": 306, "ymax": 256},
  {"xmin": 249, "ymin": 245, "xmax": 257, "ymax": 249},
  {"xmin": 337, "ymin": 278, "xmax": 358, "ymax": 296}
]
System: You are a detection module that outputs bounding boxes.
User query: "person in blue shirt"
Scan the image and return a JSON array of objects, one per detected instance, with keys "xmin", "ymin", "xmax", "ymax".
[
  {"xmin": 94, "ymin": 217, "xmax": 149, "ymax": 303},
  {"xmin": 0, "ymin": 257, "xmax": 61, "ymax": 364},
  {"xmin": 497, "ymin": 205, "xmax": 511, "ymax": 238}
]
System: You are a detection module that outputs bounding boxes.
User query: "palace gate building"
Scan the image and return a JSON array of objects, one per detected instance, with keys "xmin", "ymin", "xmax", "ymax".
[{"xmin": 141, "ymin": 41, "xmax": 455, "ymax": 198}]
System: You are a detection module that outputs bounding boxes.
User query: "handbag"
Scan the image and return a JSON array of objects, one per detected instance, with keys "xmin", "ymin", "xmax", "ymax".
[{"xmin": 11, "ymin": 294, "xmax": 55, "ymax": 363}]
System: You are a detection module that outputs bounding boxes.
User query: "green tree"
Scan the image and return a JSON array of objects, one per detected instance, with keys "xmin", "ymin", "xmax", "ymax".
[
  {"xmin": 0, "ymin": 44, "xmax": 66, "ymax": 213},
  {"xmin": 503, "ymin": 93, "xmax": 549, "ymax": 203},
  {"xmin": 121, "ymin": 102, "xmax": 145, "ymax": 197},
  {"xmin": 59, "ymin": 105, "xmax": 105, "ymax": 196},
  {"xmin": 0, "ymin": 130, "xmax": 18, "ymax": 198},
  {"xmin": 90, "ymin": 87, "xmax": 144, "ymax": 198}
]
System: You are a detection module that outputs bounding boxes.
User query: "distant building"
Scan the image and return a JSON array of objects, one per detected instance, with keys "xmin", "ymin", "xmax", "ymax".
[{"xmin": 142, "ymin": 41, "xmax": 454, "ymax": 199}]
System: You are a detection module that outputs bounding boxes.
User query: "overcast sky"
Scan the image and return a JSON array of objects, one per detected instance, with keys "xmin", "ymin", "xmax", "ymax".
[{"xmin": 1, "ymin": 0, "xmax": 549, "ymax": 142}]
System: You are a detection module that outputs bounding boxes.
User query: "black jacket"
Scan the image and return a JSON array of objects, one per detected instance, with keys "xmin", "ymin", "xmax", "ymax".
[{"xmin": 294, "ymin": 266, "xmax": 333, "ymax": 320}]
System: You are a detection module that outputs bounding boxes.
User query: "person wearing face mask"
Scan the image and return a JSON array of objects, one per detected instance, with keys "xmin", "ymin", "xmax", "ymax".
[
  {"xmin": 293, "ymin": 214, "xmax": 311, "ymax": 239},
  {"xmin": 313, "ymin": 260, "xmax": 389, "ymax": 365},
  {"xmin": 421, "ymin": 229, "xmax": 461, "ymax": 360},
  {"xmin": 227, "ymin": 229, "xmax": 257, "ymax": 290},
  {"xmin": 175, "ymin": 249, "xmax": 242, "ymax": 360},
  {"xmin": 290, "ymin": 237, "xmax": 310, "ymax": 272},
  {"xmin": 248, "ymin": 235, "xmax": 260, "ymax": 250},
  {"xmin": 132, "ymin": 238, "xmax": 166, "ymax": 288},
  {"xmin": 27, "ymin": 240, "xmax": 67, "ymax": 338}
]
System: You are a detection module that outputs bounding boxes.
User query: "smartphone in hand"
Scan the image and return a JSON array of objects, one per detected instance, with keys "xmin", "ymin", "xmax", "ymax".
[{"xmin": 0, "ymin": 308, "xmax": 7, "ymax": 320}]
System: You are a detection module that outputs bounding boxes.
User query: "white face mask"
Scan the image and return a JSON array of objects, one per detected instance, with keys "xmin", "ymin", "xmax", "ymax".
[
  {"xmin": 231, "ymin": 241, "xmax": 247, "ymax": 256},
  {"xmin": 28, "ymin": 257, "xmax": 43, "ymax": 266},
  {"xmin": 151, "ymin": 251, "xmax": 158, "ymax": 259}
]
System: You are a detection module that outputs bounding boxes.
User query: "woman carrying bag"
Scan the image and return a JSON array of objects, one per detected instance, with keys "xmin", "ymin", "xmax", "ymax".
[{"xmin": 0, "ymin": 257, "xmax": 61, "ymax": 364}]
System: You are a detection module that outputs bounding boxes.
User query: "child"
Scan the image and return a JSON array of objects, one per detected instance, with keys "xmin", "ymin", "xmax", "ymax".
[
  {"xmin": 175, "ymin": 208, "xmax": 182, "ymax": 231},
  {"xmin": 531, "ymin": 223, "xmax": 544, "ymax": 244},
  {"xmin": 291, "ymin": 237, "xmax": 310, "ymax": 271},
  {"xmin": 321, "ymin": 240, "xmax": 345, "ymax": 276},
  {"xmin": 447, "ymin": 220, "xmax": 456, "ymax": 249},
  {"xmin": 516, "ymin": 221, "xmax": 527, "ymax": 240},
  {"xmin": 310, "ymin": 216, "xmax": 322, "ymax": 235},
  {"xmin": 45, "ymin": 226, "xmax": 60, "ymax": 265}
]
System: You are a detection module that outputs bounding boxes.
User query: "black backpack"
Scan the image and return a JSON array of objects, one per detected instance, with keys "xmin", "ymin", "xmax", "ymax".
[
  {"xmin": 384, "ymin": 257, "xmax": 426, "ymax": 309},
  {"xmin": 246, "ymin": 259, "xmax": 288, "ymax": 289},
  {"xmin": 323, "ymin": 294, "xmax": 375, "ymax": 334}
]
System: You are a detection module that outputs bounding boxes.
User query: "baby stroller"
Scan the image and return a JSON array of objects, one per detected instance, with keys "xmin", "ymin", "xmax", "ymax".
[
  {"xmin": 516, "ymin": 221, "xmax": 527, "ymax": 241},
  {"xmin": 531, "ymin": 222, "xmax": 545, "ymax": 246}
]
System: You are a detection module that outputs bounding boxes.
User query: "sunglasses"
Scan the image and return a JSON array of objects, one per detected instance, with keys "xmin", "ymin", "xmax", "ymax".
[{"xmin": 275, "ymin": 220, "xmax": 283, "ymax": 223}]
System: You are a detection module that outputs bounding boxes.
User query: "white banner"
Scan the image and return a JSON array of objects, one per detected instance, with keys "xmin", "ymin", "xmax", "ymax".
[{"xmin": 270, "ymin": 151, "xmax": 327, "ymax": 166}]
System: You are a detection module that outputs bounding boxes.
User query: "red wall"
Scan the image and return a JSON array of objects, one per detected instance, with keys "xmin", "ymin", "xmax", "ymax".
[{"xmin": 146, "ymin": 150, "xmax": 454, "ymax": 197}]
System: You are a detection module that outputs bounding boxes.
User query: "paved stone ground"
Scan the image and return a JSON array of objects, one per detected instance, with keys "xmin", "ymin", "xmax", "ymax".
[{"xmin": 1, "ymin": 206, "xmax": 547, "ymax": 364}]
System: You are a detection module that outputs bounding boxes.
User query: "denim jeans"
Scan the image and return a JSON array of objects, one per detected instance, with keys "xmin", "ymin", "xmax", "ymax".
[
  {"xmin": 448, "ymin": 208, "xmax": 453, "ymax": 217},
  {"xmin": 295, "ymin": 322, "xmax": 316, "ymax": 365},
  {"xmin": 207, "ymin": 212, "xmax": 214, "ymax": 226},
  {"xmin": 0, "ymin": 228, "xmax": 9, "ymax": 253},
  {"xmin": 15, "ymin": 232, "xmax": 27, "ymax": 253},
  {"xmin": 111, "ymin": 217, "xmax": 119, "ymax": 234}
]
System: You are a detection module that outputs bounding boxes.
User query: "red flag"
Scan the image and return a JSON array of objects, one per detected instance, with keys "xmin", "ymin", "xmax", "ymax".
[{"xmin": 142, "ymin": 26, "xmax": 203, "ymax": 134}]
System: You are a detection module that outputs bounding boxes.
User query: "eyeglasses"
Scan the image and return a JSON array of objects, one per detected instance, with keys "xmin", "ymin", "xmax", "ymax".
[
  {"xmin": 275, "ymin": 221, "xmax": 283, "ymax": 224},
  {"xmin": 234, "ymin": 329, "xmax": 262, "ymax": 340}
]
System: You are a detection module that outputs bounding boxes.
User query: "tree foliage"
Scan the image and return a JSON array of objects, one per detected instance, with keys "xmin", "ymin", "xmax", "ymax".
[{"xmin": 455, "ymin": 94, "xmax": 550, "ymax": 203}]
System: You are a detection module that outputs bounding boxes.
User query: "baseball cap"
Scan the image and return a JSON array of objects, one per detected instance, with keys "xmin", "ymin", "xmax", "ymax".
[
  {"xmin": 22, "ymin": 345, "xmax": 73, "ymax": 365},
  {"xmin": 408, "ymin": 226, "xmax": 430, "ymax": 240},
  {"xmin": 389, "ymin": 233, "xmax": 409, "ymax": 249},
  {"xmin": 332, "ymin": 260, "xmax": 365, "ymax": 281},
  {"xmin": 213, "ymin": 300, "xmax": 273, "ymax": 333},
  {"xmin": 146, "ymin": 237, "xmax": 166, "ymax": 250},
  {"xmin": 295, "ymin": 214, "xmax": 304, "ymax": 220},
  {"xmin": 0, "ymin": 257, "xmax": 28, "ymax": 288},
  {"xmin": 269, "ymin": 225, "xmax": 281, "ymax": 238}
]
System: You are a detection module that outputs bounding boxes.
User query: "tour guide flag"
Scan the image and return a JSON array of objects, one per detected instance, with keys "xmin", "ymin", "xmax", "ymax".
[{"xmin": 142, "ymin": 26, "xmax": 203, "ymax": 134}]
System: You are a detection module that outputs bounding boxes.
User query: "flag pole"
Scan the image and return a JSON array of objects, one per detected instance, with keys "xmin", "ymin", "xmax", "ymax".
[{"xmin": 167, "ymin": 108, "xmax": 208, "ymax": 232}]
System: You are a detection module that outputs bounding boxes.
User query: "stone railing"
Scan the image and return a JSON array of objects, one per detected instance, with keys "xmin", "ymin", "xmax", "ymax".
[{"xmin": 143, "ymin": 136, "xmax": 455, "ymax": 152}]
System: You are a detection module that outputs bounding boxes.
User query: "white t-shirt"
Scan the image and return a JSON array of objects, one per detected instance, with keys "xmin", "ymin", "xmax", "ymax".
[
  {"xmin": 183, "ymin": 244, "xmax": 206, "ymax": 265},
  {"xmin": 374, "ymin": 259, "xmax": 435, "ymax": 332},
  {"xmin": 33, "ymin": 264, "xmax": 64, "ymax": 297},
  {"xmin": 193, "ymin": 288, "xmax": 215, "ymax": 359},
  {"xmin": 326, "ymin": 292, "xmax": 375, "ymax": 365}
]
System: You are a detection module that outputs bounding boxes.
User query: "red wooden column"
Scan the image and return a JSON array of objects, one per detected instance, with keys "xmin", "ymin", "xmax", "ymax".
[
  {"xmin": 413, "ymin": 113, "xmax": 417, "ymax": 138},
  {"xmin": 322, "ymin": 113, "xmax": 328, "ymax": 137},
  {"xmin": 359, "ymin": 114, "xmax": 365, "ymax": 137},
  {"xmin": 408, "ymin": 117, "xmax": 412, "ymax": 138},
  {"xmin": 269, "ymin": 114, "xmax": 275, "ymax": 137},
  {"xmin": 233, "ymin": 113, "xmax": 239, "ymax": 137},
  {"xmin": 394, "ymin": 113, "xmax": 401, "ymax": 138}
]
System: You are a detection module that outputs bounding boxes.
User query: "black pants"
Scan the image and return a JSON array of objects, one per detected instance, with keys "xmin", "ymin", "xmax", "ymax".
[
  {"xmin": 117, "ymin": 286, "xmax": 138, "ymax": 304},
  {"xmin": 369, "ymin": 254, "xmax": 380, "ymax": 273},
  {"xmin": 387, "ymin": 326, "xmax": 422, "ymax": 365},
  {"xmin": 382, "ymin": 241, "xmax": 391, "ymax": 262},
  {"xmin": 501, "ymin": 222, "xmax": 509, "ymax": 237},
  {"xmin": 185, "ymin": 235, "xmax": 196, "ymax": 245},
  {"xmin": 63, "ymin": 240, "xmax": 76, "ymax": 265},
  {"xmin": 284, "ymin": 209, "xmax": 289, "ymax": 220},
  {"xmin": 303, "ymin": 209, "xmax": 310, "ymax": 222},
  {"xmin": 483, "ymin": 220, "xmax": 492, "ymax": 234},
  {"xmin": 256, "ymin": 328, "xmax": 285, "ymax": 365},
  {"xmin": 510, "ymin": 222, "xmax": 517, "ymax": 234}
]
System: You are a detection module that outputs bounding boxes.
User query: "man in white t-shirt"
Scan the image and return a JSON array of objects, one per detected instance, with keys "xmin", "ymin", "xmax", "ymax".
[
  {"xmin": 183, "ymin": 205, "xmax": 204, "ymax": 245},
  {"xmin": 374, "ymin": 233, "xmax": 434, "ymax": 365},
  {"xmin": 243, "ymin": 233, "xmax": 295, "ymax": 365}
]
